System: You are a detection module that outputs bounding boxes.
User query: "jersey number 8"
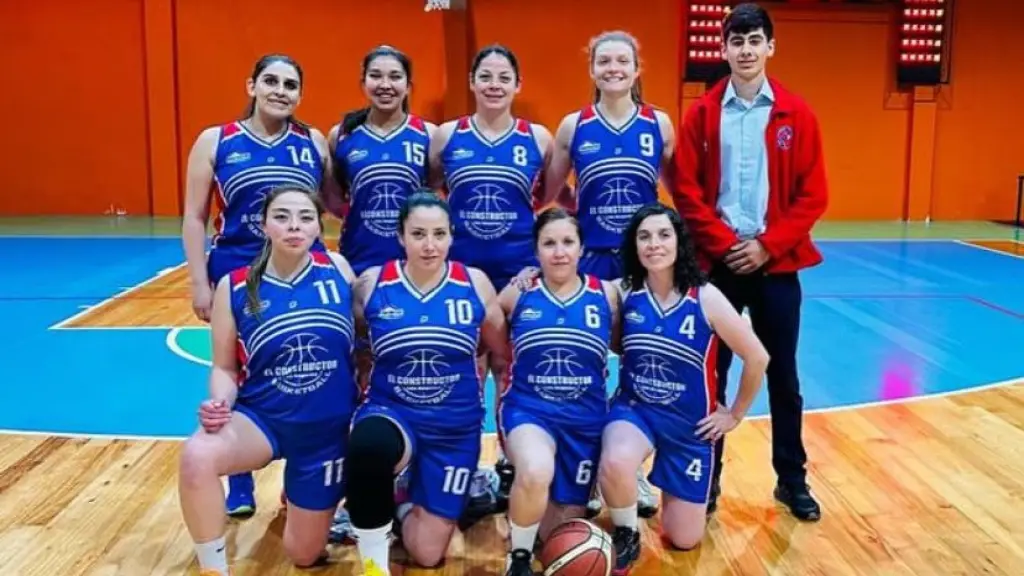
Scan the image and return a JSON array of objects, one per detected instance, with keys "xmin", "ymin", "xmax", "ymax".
[{"xmin": 513, "ymin": 145, "xmax": 528, "ymax": 167}]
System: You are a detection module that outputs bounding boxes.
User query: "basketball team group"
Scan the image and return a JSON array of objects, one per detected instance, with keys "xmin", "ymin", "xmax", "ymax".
[{"xmin": 176, "ymin": 4, "xmax": 828, "ymax": 575}]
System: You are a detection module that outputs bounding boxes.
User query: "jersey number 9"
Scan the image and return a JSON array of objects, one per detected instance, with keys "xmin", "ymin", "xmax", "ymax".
[{"xmin": 639, "ymin": 133, "xmax": 655, "ymax": 158}]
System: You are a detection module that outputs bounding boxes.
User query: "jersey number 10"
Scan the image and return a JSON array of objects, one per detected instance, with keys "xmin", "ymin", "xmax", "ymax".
[{"xmin": 445, "ymin": 298, "xmax": 473, "ymax": 325}]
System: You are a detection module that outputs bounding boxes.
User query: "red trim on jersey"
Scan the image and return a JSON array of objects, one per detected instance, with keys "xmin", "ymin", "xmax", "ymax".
[
  {"xmin": 449, "ymin": 261, "xmax": 469, "ymax": 283},
  {"xmin": 585, "ymin": 274, "xmax": 602, "ymax": 292},
  {"xmin": 579, "ymin": 105, "xmax": 597, "ymax": 121},
  {"xmin": 704, "ymin": 335, "xmax": 719, "ymax": 413},
  {"xmin": 235, "ymin": 338, "xmax": 250, "ymax": 387},
  {"xmin": 380, "ymin": 260, "xmax": 401, "ymax": 282},
  {"xmin": 515, "ymin": 118, "xmax": 531, "ymax": 134},
  {"xmin": 456, "ymin": 116, "xmax": 471, "ymax": 130},
  {"xmin": 221, "ymin": 122, "xmax": 241, "ymax": 137},
  {"xmin": 289, "ymin": 123, "xmax": 309, "ymax": 137},
  {"xmin": 311, "ymin": 251, "xmax": 331, "ymax": 266},
  {"xmin": 409, "ymin": 115, "xmax": 426, "ymax": 132},
  {"xmin": 638, "ymin": 104, "xmax": 656, "ymax": 121},
  {"xmin": 229, "ymin": 267, "xmax": 249, "ymax": 288}
]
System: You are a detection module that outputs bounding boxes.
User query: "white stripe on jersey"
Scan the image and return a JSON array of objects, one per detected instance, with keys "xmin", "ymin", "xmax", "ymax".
[
  {"xmin": 247, "ymin": 309, "xmax": 354, "ymax": 359},
  {"xmin": 622, "ymin": 333, "xmax": 707, "ymax": 373},
  {"xmin": 221, "ymin": 166, "xmax": 319, "ymax": 202},
  {"xmin": 576, "ymin": 157, "xmax": 659, "ymax": 192},
  {"xmin": 447, "ymin": 164, "xmax": 533, "ymax": 203},
  {"xmin": 513, "ymin": 327, "xmax": 607, "ymax": 361},
  {"xmin": 372, "ymin": 325, "xmax": 478, "ymax": 358},
  {"xmin": 351, "ymin": 163, "xmax": 421, "ymax": 199}
]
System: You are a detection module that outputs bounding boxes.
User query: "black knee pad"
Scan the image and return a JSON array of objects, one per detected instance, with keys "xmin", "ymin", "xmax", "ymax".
[{"xmin": 345, "ymin": 416, "xmax": 405, "ymax": 529}]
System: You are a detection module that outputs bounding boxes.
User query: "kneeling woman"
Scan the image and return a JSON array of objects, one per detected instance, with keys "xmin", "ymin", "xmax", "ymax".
[
  {"xmin": 599, "ymin": 203, "xmax": 768, "ymax": 575},
  {"xmin": 497, "ymin": 207, "xmax": 620, "ymax": 576},
  {"xmin": 177, "ymin": 186, "xmax": 359, "ymax": 575},
  {"xmin": 346, "ymin": 192, "xmax": 509, "ymax": 575}
]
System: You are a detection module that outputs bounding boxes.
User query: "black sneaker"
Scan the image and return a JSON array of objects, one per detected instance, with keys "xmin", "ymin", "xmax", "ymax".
[
  {"xmin": 774, "ymin": 483, "xmax": 821, "ymax": 522},
  {"xmin": 505, "ymin": 548, "xmax": 535, "ymax": 576},
  {"xmin": 611, "ymin": 526, "xmax": 640, "ymax": 575}
]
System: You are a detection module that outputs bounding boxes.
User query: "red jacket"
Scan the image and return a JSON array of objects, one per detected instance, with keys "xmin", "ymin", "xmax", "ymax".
[{"xmin": 671, "ymin": 77, "xmax": 828, "ymax": 274}]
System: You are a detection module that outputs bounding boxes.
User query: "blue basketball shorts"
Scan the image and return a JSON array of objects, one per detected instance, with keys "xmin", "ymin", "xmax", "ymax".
[
  {"xmin": 234, "ymin": 404, "xmax": 350, "ymax": 511},
  {"xmin": 352, "ymin": 402, "xmax": 482, "ymax": 521},
  {"xmin": 578, "ymin": 249, "xmax": 622, "ymax": 281},
  {"xmin": 607, "ymin": 399, "xmax": 714, "ymax": 505},
  {"xmin": 498, "ymin": 402, "xmax": 602, "ymax": 506}
]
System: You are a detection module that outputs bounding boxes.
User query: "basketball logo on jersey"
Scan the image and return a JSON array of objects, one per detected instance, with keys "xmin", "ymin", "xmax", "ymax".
[
  {"xmin": 389, "ymin": 349, "xmax": 461, "ymax": 404},
  {"xmin": 531, "ymin": 347, "xmax": 592, "ymax": 401},
  {"xmin": 459, "ymin": 183, "xmax": 518, "ymax": 240},
  {"xmin": 267, "ymin": 332, "xmax": 340, "ymax": 395},
  {"xmin": 592, "ymin": 178, "xmax": 643, "ymax": 233},
  {"xmin": 628, "ymin": 354, "xmax": 684, "ymax": 404},
  {"xmin": 362, "ymin": 181, "xmax": 405, "ymax": 237}
]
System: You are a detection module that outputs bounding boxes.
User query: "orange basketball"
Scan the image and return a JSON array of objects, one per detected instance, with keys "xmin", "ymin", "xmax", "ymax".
[{"xmin": 538, "ymin": 518, "xmax": 616, "ymax": 576}]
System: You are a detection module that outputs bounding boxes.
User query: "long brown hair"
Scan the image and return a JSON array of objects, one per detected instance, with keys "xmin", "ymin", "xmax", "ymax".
[{"xmin": 245, "ymin": 185, "xmax": 325, "ymax": 320}]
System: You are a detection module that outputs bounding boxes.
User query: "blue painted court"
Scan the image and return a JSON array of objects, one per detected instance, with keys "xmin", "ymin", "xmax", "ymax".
[{"xmin": 1, "ymin": 235, "xmax": 1022, "ymax": 439}]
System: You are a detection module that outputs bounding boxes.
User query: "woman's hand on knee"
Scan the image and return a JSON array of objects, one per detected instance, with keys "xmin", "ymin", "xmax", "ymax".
[{"xmin": 198, "ymin": 399, "xmax": 231, "ymax": 433}]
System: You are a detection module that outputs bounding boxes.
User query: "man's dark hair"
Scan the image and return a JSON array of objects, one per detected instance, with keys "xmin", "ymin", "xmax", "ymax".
[{"xmin": 723, "ymin": 3, "xmax": 774, "ymax": 41}]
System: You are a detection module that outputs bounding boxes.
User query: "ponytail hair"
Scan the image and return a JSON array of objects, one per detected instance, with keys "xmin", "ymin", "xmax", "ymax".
[
  {"xmin": 243, "ymin": 185, "xmax": 325, "ymax": 321},
  {"xmin": 241, "ymin": 53, "xmax": 309, "ymax": 127},
  {"xmin": 588, "ymin": 31, "xmax": 644, "ymax": 104}
]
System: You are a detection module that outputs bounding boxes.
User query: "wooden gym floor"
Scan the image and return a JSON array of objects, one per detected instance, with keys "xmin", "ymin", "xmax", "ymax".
[{"xmin": 1, "ymin": 220, "xmax": 1023, "ymax": 575}]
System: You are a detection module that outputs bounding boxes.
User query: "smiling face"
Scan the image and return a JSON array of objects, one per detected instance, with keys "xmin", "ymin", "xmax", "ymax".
[
  {"xmin": 246, "ymin": 60, "xmax": 302, "ymax": 121},
  {"xmin": 590, "ymin": 38, "xmax": 639, "ymax": 99},
  {"xmin": 363, "ymin": 54, "xmax": 410, "ymax": 113},
  {"xmin": 635, "ymin": 214, "xmax": 678, "ymax": 275},
  {"xmin": 470, "ymin": 51, "xmax": 520, "ymax": 113},
  {"xmin": 722, "ymin": 28, "xmax": 775, "ymax": 83},
  {"xmin": 262, "ymin": 190, "xmax": 322, "ymax": 256}
]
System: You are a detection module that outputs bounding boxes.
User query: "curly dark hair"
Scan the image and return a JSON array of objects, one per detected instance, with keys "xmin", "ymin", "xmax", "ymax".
[{"xmin": 620, "ymin": 203, "xmax": 707, "ymax": 293}]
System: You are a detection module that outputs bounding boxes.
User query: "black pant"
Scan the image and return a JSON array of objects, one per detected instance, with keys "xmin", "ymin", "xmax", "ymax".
[{"xmin": 710, "ymin": 265, "xmax": 808, "ymax": 491}]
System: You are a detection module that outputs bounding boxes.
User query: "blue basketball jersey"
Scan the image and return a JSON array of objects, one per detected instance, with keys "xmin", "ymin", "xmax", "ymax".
[
  {"xmin": 442, "ymin": 117, "xmax": 543, "ymax": 285},
  {"xmin": 618, "ymin": 285, "xmax": 718, "ymax": 426},
  {"xmin": 212, "ymin": 121, "xmax": 325, "ymax": 253},
  {"xmin": 335, "ymin": 115, "xmax": 431, "ymax": 275},
  {"xmin": 503, "ymin": 275, "xmax": 611, "ymax": 426},
  {"xmin": 364, "ymin": 260, "xmax": 486, "ymax": 432},
  {"xmin": 229, "ymin": 251, "xmax": 357, "ymax": 425},
  {"xmin": 571, "ymin": 104, "xmax": 664, "ymax": 251}
]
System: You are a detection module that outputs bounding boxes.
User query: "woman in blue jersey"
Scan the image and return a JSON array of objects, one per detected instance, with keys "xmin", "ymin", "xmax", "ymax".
[
  {"xmin": 345, "ymin": 192, "xmax": 509, "ymax": 575},
  {"xmin": 541, "ymin": 30, "xmax": 676, "ymax": 519},
  {"xmin": 181, "ymin": 53, "xmax": 333, "ymax": 516},
  {"xmin": 177, "ymin": 186, "xmax": 359, "ymax": 576},
  {"xmin": 326, "ymin": 45, "xmax": 437, "ymax": 276},
  {"xmin": 599, "ymin": 204, "xmax": 768, "ymax": 574},
  {"xmin": 496, "ymin": 207, "xmax": 619, "ymax": 576},
  {"xmin": 429, "ymin": 44, "xmax": 553, "ymax": 294},
  {"xmin": 543, "ymin": 31, "xmax": 677, "ymax": 281}
]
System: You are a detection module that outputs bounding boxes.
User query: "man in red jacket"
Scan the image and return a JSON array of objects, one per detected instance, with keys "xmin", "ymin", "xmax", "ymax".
[{"xmin": 672, "ymin": 2, "xmax": 826, "ymax": 522}]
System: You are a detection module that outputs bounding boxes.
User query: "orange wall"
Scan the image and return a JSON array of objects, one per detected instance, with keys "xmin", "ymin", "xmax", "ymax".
[
  {"xmin": 0, "ymin": 0, "xmax": 151, "ymax": 216},
  {"xmin": 1, "ymin": 0, "xmax": 1021, "ymax": 221}
]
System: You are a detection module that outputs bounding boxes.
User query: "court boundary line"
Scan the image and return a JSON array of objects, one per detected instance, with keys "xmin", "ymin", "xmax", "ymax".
[
  {"xmin": 48, "ymin": 263, "xmax": 186, "ymax": 330},
  {"xmin": 1, "ymin": 376, "xmax": 1019, "ymax": 443},
  {"xmin": 166, "ymin": 327, "xmax": 212, "ymax": 366},
  {"xmin": 954, "ymin": 239, "xmax": 1024, "ymax": 261}
]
